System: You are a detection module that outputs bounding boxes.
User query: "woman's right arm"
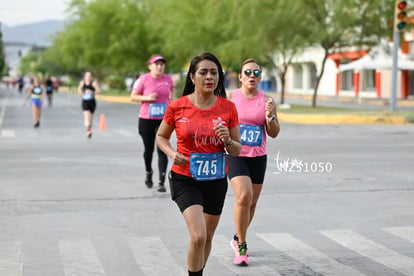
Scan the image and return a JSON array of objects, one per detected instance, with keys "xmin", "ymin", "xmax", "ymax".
[
  {"xmin": 77, "ymin": 81, "xmax": 83, "ymax": 96},
  {"xmin": 156, "ymin": 121, "xmax": 189, "ymax": 165},
  {"xmin": 130, "ymin": 91, "xmax": 156, "ymax": 103},
  {"xmin": 23, "ymin": 85, "xmax": 32, "ymax": 105}
]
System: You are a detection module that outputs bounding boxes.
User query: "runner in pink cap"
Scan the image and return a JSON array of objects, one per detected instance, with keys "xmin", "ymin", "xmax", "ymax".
[
  {"xmin": 130, "ymin": 54, "xmax": 174, "ymax": 192},
  {"xmin": 148, "ymin": 55, "xmax": 166, "ymax": 64}
]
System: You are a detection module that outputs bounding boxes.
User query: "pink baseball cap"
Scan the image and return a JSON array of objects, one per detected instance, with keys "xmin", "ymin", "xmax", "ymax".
[{"xmin": 148, "ymin": 55, "xmax": 166, "ymax": 64}]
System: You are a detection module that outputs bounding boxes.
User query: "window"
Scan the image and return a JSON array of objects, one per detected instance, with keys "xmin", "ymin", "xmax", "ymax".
[
  {"xmin": 362, "ymin": 70, "xmax": 375, "ymax": 92},
  {"xmin": 340, "ymin": 71, "xmax": 353, "ymax": 90},
  {"xmin": 308, "ymin": 63, "xmax": 317, "ymax": 89},
  {"xmin": 293, "ymin": 65, "xmax": 303, "ymax": 89}
]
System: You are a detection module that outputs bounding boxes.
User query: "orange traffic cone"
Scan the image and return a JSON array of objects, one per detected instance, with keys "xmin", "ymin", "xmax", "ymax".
[{"xmin": 99, "ymin": 114, "xmax": 107, "ymax": 130}]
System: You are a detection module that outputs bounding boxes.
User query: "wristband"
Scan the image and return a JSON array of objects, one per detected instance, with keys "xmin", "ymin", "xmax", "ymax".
[{"xmin": 225, "ymin": 138, "xmax": 233, "ymax": 146}]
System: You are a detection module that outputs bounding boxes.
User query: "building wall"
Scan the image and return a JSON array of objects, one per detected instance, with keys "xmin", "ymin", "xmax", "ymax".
[
  {"xmin": 281, "ymin": 47, "xmax": 338, "ymax": 96},
  {"xmin": 276, "ymin": 43, "xmax": 414, "ymax": 100}
]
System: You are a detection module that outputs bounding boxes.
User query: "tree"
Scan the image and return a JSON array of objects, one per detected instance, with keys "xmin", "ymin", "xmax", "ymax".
[
  {"xmin": 299, "ymin": 0, "xmax": 394, "ymax": 107},
  {"xmin": 46, "ymin": 0, "xmax": 154, "ymax": 79},
  {"xmin": 0, "ymin": 23, "xmax": 6, "ymax": 76},
  {"xmin": 203, "ymin": 0, "xmax": 310, "ymax": 105}
]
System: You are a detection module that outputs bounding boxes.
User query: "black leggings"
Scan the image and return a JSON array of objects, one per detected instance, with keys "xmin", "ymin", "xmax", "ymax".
[{"xmin": 138, "ymin": 118, "xmax": 168, "ymax": 180}]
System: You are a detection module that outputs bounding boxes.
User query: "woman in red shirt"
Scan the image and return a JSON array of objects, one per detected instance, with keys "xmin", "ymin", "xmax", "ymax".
[{"xmin": 156, "ymin": 52, "xmax": 241, "ymax": 276}]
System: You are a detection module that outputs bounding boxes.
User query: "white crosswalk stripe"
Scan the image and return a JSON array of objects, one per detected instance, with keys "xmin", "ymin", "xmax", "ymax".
[
  {"xmin": 1, "ymin": 227, "xmax": 414, "ymax": 275},
  {"xmin": 58, "ymin": 239, "xmax": 106, "ymax": 276},
  {"xmin": 383, "ymin": 226, "xmax": 414, "ymax": 244},
  {"xmin": 213, "ymin": 234, "xmax": 280, "ymax": 276},
  {"xmin": 0, "ymin": 241, "xmax": 23, "ymax": 276},
  {"xmin": 320, "ymin": 229, "xmax": 414, "ymax": 276},
  {"xmin": 125, "ymin": 236, "xmax": 186, "ymax": 276},
  {"xmin": 257, "ymin": 232, "xmax": 366, "ymax": 276},
  {"xmin": 0, "ymin": 129, "xmax": 15, "ymax": 138},
  {"xmin": 0, "ymin": 128, "xmax": 138, "ymax": 139}
]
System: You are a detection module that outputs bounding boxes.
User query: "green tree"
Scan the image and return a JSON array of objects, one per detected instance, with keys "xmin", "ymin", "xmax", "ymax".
[
  {"xmin": 299, "ymin": 0, "xmax": 394, "ymax": 107},
  {"xmin": 216, "ymin": 0, "xmax": 310, "ymax": 104},
  {"xmin": 48, "ymin": 0, "xmax": 154, "ymax": 80},
  {"xmin": 150, "ymin": 0, "xmax": 235, "ymax": 71},
  {"xmin": 19, "ymin": 50, "xmax": 42, "ymax": 75},
  {"xmin": 0, "ymin": 23, "xmax": 6, "ymax": 76},
  {"xmin": 37, "ymin": 0, "xmax": 395, "ymax": 101}
]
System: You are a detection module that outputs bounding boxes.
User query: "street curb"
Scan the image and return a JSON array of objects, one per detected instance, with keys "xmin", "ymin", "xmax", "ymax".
[
  {"xmin": 94, "ymin": 94, "xmax": 411, "ymax": 125},
  {"xmin": 278, "ymin": 113, "xmax": 409, "ymax": 125},
  {"xmin": 96, "ymin": 94, "xmax": 133, "ymax": 104}
]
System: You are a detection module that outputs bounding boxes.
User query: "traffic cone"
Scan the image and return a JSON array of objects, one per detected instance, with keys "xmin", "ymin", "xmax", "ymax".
[{"xmin": 99, "ymin": 114, "xmax": 107, "ymax": 130}]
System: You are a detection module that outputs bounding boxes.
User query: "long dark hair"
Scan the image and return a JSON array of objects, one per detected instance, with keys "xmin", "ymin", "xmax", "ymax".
[{"xmin": 182, "ymin": 52, "xmax": 226, "ymax": 98}]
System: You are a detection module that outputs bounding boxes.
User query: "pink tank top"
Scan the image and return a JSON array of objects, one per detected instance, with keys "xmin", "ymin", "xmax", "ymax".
[
  {"xmin": 132, "ymin": 73, "xmax": 174, "ymax": 119},
  {"xmin": 231, "ymin": 89, "xmax": 267, "ymax": 157}
]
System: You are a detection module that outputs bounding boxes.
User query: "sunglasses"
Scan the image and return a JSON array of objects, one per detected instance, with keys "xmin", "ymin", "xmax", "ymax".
[{"xmin": 244, "ymin": 69, "xmax": 261, "ymax": 77}]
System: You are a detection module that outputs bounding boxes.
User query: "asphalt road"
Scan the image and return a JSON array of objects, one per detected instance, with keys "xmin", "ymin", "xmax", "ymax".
[{"xmin": 1, "ymin": 86, "xmax": 414, "ymax": 276}]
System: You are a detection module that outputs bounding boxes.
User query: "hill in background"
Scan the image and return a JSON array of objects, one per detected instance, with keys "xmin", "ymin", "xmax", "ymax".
[{"xmin": 2, "ymin": 20, "xmax": 64, "ymax": 47}]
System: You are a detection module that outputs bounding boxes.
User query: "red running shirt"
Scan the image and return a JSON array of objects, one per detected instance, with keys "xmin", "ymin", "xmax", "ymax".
[{"xmin": 164, "ymin": 96, "xmax": 239, "ymax": 177}]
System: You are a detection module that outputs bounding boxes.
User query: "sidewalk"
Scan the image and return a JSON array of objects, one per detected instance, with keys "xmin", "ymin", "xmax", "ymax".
[{"xmin": 95, "ymin": 93, "xmax": 413, "ymax": 125}]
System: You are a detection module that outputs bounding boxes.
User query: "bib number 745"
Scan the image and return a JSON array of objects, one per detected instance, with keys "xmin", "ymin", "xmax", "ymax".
[{"xmin": 190, "ymin": 152, "xmax": 225, "ymax": 181}]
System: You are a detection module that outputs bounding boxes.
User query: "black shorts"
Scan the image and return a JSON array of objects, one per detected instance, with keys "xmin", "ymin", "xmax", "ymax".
[
  {"xmin": 82, "ymin": 99, "xmax": 96, "ymax": 113},
  {"xmin": 226, "ymin": 155, "xmax": 267, "ymax": 184},
  {"xmin": 169, "ymin": 170, "xmax": 228, "ymax": 215}
]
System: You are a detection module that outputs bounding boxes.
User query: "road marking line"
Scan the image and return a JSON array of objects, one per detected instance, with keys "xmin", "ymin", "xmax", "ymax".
[
  {"xmin": 125, "ymin": 236, "xmax": 185, "ymax": 276},
  {"xmin": 320, "ymin": 229, "xmax": 414, "ymax": 276},
  {"xmin": 0, "ymin": 90, "xmax": 9, "ymax": 127},
  {"xmin": 213, "ymin": 234, "xmax": 280, "ymax": 275},
  {"xmin": 58, "ymin": 239, "xmax": 105, "ymax": 276},
  {"xmin": 1, "ymin": 129, "xmax": 16, "ymax": 138},
  {"xmin": 0, "ymin": 241, "xmax": 23, "ymax": 276},
  {"xmin": 383, "ymin": 226, "xmax": 414, "ymax": 244},
  {"xmin": 257, "ymin": 232, "xmax": 366, "ymax": 276}
]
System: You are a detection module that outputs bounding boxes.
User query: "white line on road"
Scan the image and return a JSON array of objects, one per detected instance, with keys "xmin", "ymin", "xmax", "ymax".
[
  {"xmin": 1, "ymin": 129, "xmax": 16, "ymax": 138},
  {"xmin": 383, "ymin": 226, "xmax": 414, "ymax": 244},
  {"xmin": 0, "ymin": 241, "xmax": 23, "ymax": 276},
  {"xmin": 125, "ymin": 236, "xmax": 186, "ymax": 276},
  {"xmin": 0, "ymin": 90, "xmax": 10, "ymax": 127},
  {"xmin": 58, "ymin": 239, "xmax": 106, "ymax": 276},
  {"xmin": 320, "ymin": 229, "xmax": 414, "ymax": 276},
  {"xmin": 257, "ymin": 232, "xmax": 366, "ymax": 276}
]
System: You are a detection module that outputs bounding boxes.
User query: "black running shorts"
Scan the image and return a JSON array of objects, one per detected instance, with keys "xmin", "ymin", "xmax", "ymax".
[
  {"xmin": 168, "ymin": 170, "xmax": 228, "ymax": 215},
  {"xmin": 82, "ymin": 99, "xmax": 96, "ymax": 113},
  {"xmin": 226, "ymin": 155, "xmax": 267, "ymax": 184}
]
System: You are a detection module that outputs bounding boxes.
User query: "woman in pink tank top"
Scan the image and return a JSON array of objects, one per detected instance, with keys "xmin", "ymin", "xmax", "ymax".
[
  {"xmin": 130, "ymin": 55, "xmax": 174, "ymax": 192},
  {"xmin": 226, "ymin": 59, "xmax": 280, "ymax": 266}
]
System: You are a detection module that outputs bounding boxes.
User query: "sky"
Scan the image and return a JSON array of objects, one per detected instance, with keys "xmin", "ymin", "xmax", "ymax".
[{"xmin": 0, "ymin": 0, "xmax": 69, "ymax": 27}]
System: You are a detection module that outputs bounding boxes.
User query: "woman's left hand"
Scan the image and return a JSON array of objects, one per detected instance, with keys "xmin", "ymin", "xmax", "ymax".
[
  {"xmin": 214, "ymin": 124, "xmax": 231, "ymax": 144},
  {"xmin": 265, "ymin": 97, "xmax": 275, "ymax": 118}
]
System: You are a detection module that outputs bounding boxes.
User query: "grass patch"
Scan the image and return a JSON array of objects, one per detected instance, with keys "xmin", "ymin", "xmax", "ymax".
[{"xmin": 102, "ymin": 89, "xmax": 129, "ymax": 96}]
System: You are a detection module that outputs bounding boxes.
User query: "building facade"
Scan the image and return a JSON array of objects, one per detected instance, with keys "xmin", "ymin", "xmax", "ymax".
[{"xmin": 277, "ymin": 30, "xmax": 414, "ymax": 101}]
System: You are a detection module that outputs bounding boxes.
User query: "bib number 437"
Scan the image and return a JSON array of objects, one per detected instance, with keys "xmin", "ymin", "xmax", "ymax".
[{"xmin": 240, "ymin": 124, "xmax": 263, "ymax": 146}]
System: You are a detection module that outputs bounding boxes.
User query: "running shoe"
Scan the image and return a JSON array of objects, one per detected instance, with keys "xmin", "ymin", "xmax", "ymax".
[
  {"xmin": 230, "ymin": 234, "xmax": 249, "ymax": 256},
  {"xmin": 86, "ymin": 127, "xmax": 92, "ymax": 139},
  {"xmin": 157, "ymin": 185, "xmax": 166, "ymax": 192},
  {"xmin": 145, "ymin": 171, "xmax": 153, "ymax": 188},
  {"xmin": 34, "ymin": 121, "xmax": 40, "ymax": 128},
  {"xmin": 233, "ymin": 242, "xmax": 248, "ymax": 266},
  {"xmin": 230, "ymin": 234, "xmax": 238, "ymax": 254}
]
